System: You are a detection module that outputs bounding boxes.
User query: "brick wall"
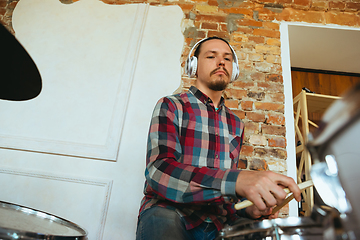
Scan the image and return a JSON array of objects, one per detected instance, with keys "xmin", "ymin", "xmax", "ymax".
[{"xmin": 1, "ymin": 0, "xmax": 359, "ymax": 215}]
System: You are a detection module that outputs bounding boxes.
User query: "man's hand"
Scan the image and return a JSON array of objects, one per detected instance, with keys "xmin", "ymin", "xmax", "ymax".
[
  {"xmin": 245, "ymin": 205, "xmax": 279, "ymax": 220},
  {"xmin": 235, "ymin": 170, "xmax": 301, "ymax": 212}
]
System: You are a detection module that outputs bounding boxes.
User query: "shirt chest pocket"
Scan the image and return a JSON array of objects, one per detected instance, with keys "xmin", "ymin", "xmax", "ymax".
[{"xmin": 229, "ymin": 134, "xmax": 242, "ymax": 162}]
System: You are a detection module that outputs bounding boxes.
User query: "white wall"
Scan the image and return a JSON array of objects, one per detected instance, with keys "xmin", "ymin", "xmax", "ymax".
[{"xmin": 0, "ymin": 0, "xmax": 184, "ymax": 239}]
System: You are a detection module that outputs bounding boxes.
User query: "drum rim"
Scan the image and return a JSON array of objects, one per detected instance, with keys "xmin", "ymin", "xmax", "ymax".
[
  {"xmin": 217, "ymin": 217, "xmax": 322, "ymax": 239},
  {"xmin": 0, "ymin": 200, "xmax": 87, "ymax": 239}
]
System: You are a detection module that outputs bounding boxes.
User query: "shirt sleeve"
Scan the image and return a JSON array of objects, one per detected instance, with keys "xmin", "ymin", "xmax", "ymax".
[{"xmin": 145, "ymin": 97, "xmax": 241, "ymax": 205}]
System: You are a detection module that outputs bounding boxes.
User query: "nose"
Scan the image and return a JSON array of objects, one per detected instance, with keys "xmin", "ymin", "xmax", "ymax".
[{"xmin": 218, "ymin": 57, "xmax": 225, "ymax": 67}]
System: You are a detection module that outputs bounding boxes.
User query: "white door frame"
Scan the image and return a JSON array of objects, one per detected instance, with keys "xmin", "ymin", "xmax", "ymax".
[{"xmin": 280, "ymin": 21, "xmax": 360, "ymax": 216}]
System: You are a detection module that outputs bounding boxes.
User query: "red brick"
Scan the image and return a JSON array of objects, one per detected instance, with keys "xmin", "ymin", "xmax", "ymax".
[
  {"xmin": 232, "ymin": 110, "xmax": 246, "ymax": 119},
  {"xmin": 311, "ymin": 1, "xmax": 329, "ymax": 11},
  {"xmin": 238, "ymin": 158, "xmax": 248, "ymax": 169},
  {"xmin": 221, "ymin": 7, "xmax": 253, "ymax": 16},
  {"xmin": 245, "ymin": 122, "xmax": 260, "ymax": 134},
  {"xmin": 276, "ymin": 9, "xmax": 325, "ymax": 23},
  {"xmin": 266, "ymin": 38, "xmax": 281, "ymax": 46},
  {"xmin": 270, "ymin": 148, "xmax": 287, "ymax": 159},
  {"xmin": 201, "ymin": 22, "xmax": 218, "ymax": 30},
  {"xmin": 208, "ymin": 0, "xmax": 218, "ymax": 6},
  {"xmin": 240, "ymin": 145, "xmax": 254, "ymax": 156},
  {"xmin": 294, "ymin": 0, "xmax": 311, "ymax": 7},
  {"xmin": 249, "ymin": 158, "xmax": 268, "ymax": 171},
  {"xmin": 225, "ymin": 88, "xmax": 247, "ymax": 99},
  {"xmin": 262, "ymin": 125, "xmax": 286, "ymax": 136},
  {"xmin": 247, "ymin": 112, "xmax": 266, "ymax": 122},
  {"xmin": 255, "ymin": 102, "xmax": 284, "ymax": 113},
  {"xmin": 325, "ymin": 12, "xmax": 360, "ymax": 26},
  {"xmin": 238, "ymin": 1, "xmax": 257, "ymax": 8},
  {"xmin": 253, "ymin": 28, "xmax": 280, "ymax": 38},
  {"xmin": 234, "ymin": 27, "xmax": 254, "ymax": 34},
  {"xmin": 249, "ymin": 36, "xmax": 265, "ymax": 44},
  {"xmin": 346, "ymin": 2, "xmax": 360, "ymax": 11},
  {"xmin": 241, "ymin": 101, "xmax": 253, "ymax": 111},
  {"xmin": 208, "ymin": 30, "xmax": 230, "ymax": 39},
  {"xmin": 254, "ymin": 147, "xmax": 287, "ymax": 159},
  {"xmin": 250, "ymin": 72, "xmax": 266, "ymax": 81},
  {"xmin": 248, "ymin": 91, "xmax": 265, "ymax": 100},
  {"xmin": 329, "ymin": 1, "xmax": 346, "ymax": 10},
  {"xmin": 220, "ymin": 23, "xmax": 228, "ymax": 32},
  {"xmin": 258, "ymin": 82, "xmax": 284, "ymax": 92},
  {"xmin": 196, "ymin": 14, "xmax": 226, "ymax": 23},
  {"xmin": 0, "ymin": 1, "xmax": 6, "ymax": 8},
  {"xmin": 233, "ymin": 81, "xmax": 254, "ymax": 89},
  {"xmin": 237, "ymin": 18, "xmax": 263, "ymax": 28},
  {"xmin": 6, "ymin": 1, "xmax": 17, "ymax": 9},
  {"xmin": 178, "ymin": 3, "xmax": 194, "ymax": 12},
  {"xmin": 225, "ymin": 99, "xmax": 239, "ymax": 109},
  {"xmin": 267, "ymin": 114, "xmax": 285, "ymax": 126},
  {"xmin": 238, "ymin": 60, "xmax": 255, "ymax": 71},
  {"xmin": 263, "ymin": 21, "xmax": 279, "ymax": 30},
  {"xmin": 268, "ymin": 92, "xmax": 284, "ymax": 103},
  {"xmin": 257, "ymin": 8, "xmax": 277, "ymax": 21},
  {"xmin": 268, "ymin": 137, "xmax": 286, "ymax": 148}
]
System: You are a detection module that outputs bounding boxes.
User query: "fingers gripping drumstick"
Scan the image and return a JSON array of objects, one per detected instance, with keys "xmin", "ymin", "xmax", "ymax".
[{"xmin": 234, "ymin": 180, "xmax": 314, "ymax": 211}]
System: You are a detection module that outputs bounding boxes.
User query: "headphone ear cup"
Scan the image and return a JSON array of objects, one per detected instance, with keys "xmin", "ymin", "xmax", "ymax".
[
  {"xmin": 231, "ymin": 62, "xmax": 239, "ymax": 82},
  {"xmin": 187, "ymin": 56, "xmax": 197, "ymax": 78}
]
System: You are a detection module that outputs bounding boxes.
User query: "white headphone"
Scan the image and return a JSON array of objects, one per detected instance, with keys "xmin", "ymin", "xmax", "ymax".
[{"xmin": 185, "ymin": 37, "xmax": 240, "ymax": 82}]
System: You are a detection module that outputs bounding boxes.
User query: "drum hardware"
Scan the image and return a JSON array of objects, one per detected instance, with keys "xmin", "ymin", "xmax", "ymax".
[
  {"xmin": 0, "ymin": 200, "xmax": 87, "ymax": 240},
  {"xmin": 218, "ymin": 84, "xmax": 360, "ymax": 240},
  {"xmin": 216, "ymin": 216, "xmax": 324, "ymax": 240},
  {"xmin": 307, "ymin": 84, "xmax": 360, "ymax": 240}
]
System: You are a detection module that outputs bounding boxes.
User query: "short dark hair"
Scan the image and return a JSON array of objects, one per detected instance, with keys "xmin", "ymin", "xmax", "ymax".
[{"xmin": 194, "ymin": 37, "xmax": 231, "ymax": 58}]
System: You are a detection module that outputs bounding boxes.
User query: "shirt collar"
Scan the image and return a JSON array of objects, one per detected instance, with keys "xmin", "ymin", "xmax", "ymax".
[{"xmin": 189, "ymin": 86, "xmax": 225, "ymax": 109}]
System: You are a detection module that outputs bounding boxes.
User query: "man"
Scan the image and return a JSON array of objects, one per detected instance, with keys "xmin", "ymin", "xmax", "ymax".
[{"xmin": 136, "ymin": 37, "xmax": 301, "ymax": 240}]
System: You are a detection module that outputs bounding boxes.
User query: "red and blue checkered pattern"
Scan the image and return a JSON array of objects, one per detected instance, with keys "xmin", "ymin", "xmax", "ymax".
[{"xmin": 139, "ymin": 86, "xmax": 245, "ymax": 230}]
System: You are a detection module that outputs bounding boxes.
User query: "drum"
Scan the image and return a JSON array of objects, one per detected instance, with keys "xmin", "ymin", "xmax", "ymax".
[
  {"xmin": 0, "ymin": 201, "xmax": 87, "ymax": 239},
  {"xmin": 307, "ymin": 84, "xmax": 360, "ymax": 239},
  {"xmin": 216, "ymin": 217, "xmax": 323, "ymax": 240}
]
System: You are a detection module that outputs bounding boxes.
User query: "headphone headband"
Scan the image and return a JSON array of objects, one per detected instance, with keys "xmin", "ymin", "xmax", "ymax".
[{"xmin": 185, "ymin": 37, "xmax": 240, "ymax": 82}]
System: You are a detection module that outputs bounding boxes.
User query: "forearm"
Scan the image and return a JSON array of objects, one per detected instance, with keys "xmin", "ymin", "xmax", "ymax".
[{"xmin": 145, "ymin": 157, "xmax": 240, "ymax": 204}]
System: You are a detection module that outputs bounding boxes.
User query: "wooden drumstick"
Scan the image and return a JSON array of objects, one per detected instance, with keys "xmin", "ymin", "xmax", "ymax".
[
  {"xmin": 234, "ymin": 180, "xmax": 314, "ymax": 211},
  {"xmin": 271, "ymin": 180, "xmax": 313, "ymax": 214}
]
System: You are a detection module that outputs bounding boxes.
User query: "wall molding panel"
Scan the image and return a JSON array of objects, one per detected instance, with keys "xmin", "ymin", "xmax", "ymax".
[
  {"xmin": 0, "ymin": 167, "xmax": 113, "ymax": 240},
  {"xmin": 0, "ymin": 1, "xmax": 150, "ymax": 161}
]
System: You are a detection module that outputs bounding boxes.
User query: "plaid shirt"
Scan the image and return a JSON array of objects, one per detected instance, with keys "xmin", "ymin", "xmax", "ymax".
[{"xmin": 139, "ymin": 86, "xmax": 245, "ymax": 230}]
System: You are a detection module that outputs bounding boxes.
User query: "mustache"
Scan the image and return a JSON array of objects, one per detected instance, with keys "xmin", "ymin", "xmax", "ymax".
[{"xmin": 210, "ymin": 67, "xmax": 229, "ymax": 77}]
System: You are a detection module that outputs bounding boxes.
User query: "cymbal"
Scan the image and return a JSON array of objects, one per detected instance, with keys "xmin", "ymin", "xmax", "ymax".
[{"xmin": 0, "ymin": 24, "xmax": 42, "ymax": 101}]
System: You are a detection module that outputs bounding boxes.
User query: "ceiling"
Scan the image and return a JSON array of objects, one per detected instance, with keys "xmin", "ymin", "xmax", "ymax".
[{"xmin": 288, "ymin": 25, "xmax": 360, "ymax": 74}]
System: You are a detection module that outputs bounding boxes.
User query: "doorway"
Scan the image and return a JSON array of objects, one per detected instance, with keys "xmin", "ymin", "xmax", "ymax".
[{"xmin": 281, "ymin": 22, "xmax": 360, "ymax": 216}]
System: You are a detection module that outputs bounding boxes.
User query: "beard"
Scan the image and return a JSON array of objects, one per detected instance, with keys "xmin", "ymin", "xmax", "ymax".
[
  {"xmin": 207, "ymin": 79, "xmax": 228, "ymax": 91},
  {"xmin": 207, "ymin": 67, "xmax": 230, "ymax": 91}
]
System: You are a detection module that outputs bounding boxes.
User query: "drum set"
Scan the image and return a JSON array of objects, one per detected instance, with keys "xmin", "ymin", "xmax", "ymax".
[
  {"xmin": 217, "ymin": 84, "xmax": 360, "ymax": 240},
  {"xmin": 0, "ymin": 201, "xmax": 87, "ymax": 239}
]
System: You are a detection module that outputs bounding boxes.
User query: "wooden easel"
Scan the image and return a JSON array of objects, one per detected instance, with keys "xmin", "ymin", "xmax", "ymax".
[{"xmin": 293, "ymin": 90, "xmax": 340, "ymax": 216}]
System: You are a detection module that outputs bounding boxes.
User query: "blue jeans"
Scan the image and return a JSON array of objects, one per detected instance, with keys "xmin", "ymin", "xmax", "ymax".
[{"xmin": 136, "ymin": 206, "xmax": 218, "ymax": 240}]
